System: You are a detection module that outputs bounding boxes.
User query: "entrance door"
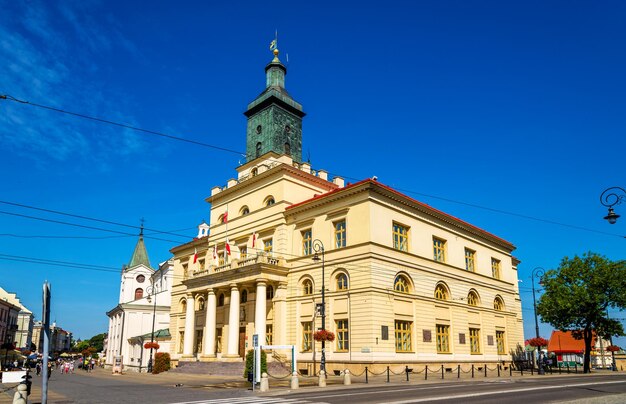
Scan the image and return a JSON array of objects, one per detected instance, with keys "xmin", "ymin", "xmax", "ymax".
[{"xmin": 239, "ymin": 327, "xmax": 246, "ymax": 358}]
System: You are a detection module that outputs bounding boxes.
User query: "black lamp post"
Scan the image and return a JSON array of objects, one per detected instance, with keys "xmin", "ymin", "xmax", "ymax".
[
  {"xmin": 311, "ymin": 239, "xmax": 326, "ymax": 375},
  {"xmin": 531, "ymin": 267, "xmax": 545, "ymax": 375},
  {"xmin": 600, "ymin": 187, "xmax": 626, "ymax": 224},
  {"xmin": 146, "ymin": 284, "xmax": 158, "ymax": 373}
]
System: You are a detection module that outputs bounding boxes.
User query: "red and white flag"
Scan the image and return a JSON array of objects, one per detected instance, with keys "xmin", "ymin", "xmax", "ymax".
[
  {"xmin": 223, "ymin": 211, "xmax": 228, "ymax": 223},
  {"xmin": 212, "ymin": 245, "xmax": 217, "ymax": 260},
  {"xmin": 251, "ymin": 231, "xmax": 256, "ymax": 248},
  {"xmin": 193, "ymin": 248, "xmax": 198, "ymax": 264},
  {"xmin": 225, "ymin": 239, "xmax": 231, "ymax": 256}
]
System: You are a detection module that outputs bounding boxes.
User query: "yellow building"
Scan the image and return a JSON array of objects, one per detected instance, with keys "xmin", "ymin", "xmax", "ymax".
[{"xmin": 169, "ymin": 47, "xmax": 524, "ymax": 372}]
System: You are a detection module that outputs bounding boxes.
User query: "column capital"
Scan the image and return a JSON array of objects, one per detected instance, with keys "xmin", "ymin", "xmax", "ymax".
[
  {"xmin": 229, "ymin": 283, "xmax": 239, "ymax": 291},
  {"xmin": 206, "ymin": 288, "xmax": 215, "ymax": 296},
  {"xmin": 256, "ymin": 279, "xmax": 268, "ymax": 287}
]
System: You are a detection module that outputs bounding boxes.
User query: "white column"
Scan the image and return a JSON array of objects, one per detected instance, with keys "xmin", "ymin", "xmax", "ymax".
[
  {"xmin": 255, "ymin": 281, "xmax": 267, "ymax": 346},
  {"xmin": 203, "ymin": 289, "xmax": 217, "ymax": 357},
  {"xmin": 226, "ymin": 284, "xmax": 240, "ymax": 357},
  {"xmin": 182, "ymin": 294, "xmax": 195, "ymax": 357},
  {"xmin": 275, "ymin": 282, "xmax": 287, "ymax": 345}
]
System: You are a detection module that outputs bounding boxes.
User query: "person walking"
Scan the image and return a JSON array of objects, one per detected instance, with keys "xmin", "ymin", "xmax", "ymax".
[{"xmin": 36, "ymin": 362, "xmax": 41, "ymax": 376}]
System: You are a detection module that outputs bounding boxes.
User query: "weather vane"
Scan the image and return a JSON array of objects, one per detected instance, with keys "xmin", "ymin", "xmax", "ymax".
[{"xmin": 269, "ymin": 30, "xmax": 279, "ymax": 61}]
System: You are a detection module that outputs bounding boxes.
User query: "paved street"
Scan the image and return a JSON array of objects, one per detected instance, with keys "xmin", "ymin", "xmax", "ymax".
[{"xmin": 1, "ymin": 369, "xmax": 625, "ymax": 403}]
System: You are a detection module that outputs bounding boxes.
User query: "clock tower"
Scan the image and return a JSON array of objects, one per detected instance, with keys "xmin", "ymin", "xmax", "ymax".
[{"xmin": 244, "ymin": 46, "xmax": 305, "ymax": 163}]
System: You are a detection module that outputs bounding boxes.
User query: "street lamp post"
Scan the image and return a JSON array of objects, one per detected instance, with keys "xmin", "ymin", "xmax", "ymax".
[
  {"xmin": 312, "ymin": 239, "xmax": 326, "ymax": 375},
  {"xmin": 146, "ymin": 284, "xmax": 158, "ymax": 373},
  {"xmin": 600, "ymin": 187, "xmax": 626, "ymax": 224},
  {"xmin": 531, "ymin": 267, "xmax": 545, "ymax": 375}
]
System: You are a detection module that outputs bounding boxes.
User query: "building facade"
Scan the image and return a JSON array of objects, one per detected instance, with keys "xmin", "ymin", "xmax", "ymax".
[
  {"xmin": 168, "ymin": 47, "xmax": 524, "ymax": 371},
  {"xmin": 105, "ymin": 230, "xmax": 173, "ymax": 372},
  {"xmin": 32, "ymin": 321, "xmax": 72, "ymax": 354}
]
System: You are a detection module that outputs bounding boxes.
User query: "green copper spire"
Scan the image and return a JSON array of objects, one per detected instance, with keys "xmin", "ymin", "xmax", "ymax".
[
  {"xmin": 128, "ymin": 224, "xmax": 151, "ymax": 269},
  {"xmin": 244, "ymin": 41, "xmax": 305, "ymax": 163}
]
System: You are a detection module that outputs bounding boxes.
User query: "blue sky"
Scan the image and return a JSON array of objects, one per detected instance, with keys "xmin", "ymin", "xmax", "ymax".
[{"xmin": 1, "ymin": 1, "xmax": 625, "ymax": 348}]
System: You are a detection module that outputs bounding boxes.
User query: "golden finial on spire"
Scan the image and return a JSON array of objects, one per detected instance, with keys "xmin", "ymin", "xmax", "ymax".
[{"xmin": 269, "ymin": 30, "xmax": 280, "ymax": 62}]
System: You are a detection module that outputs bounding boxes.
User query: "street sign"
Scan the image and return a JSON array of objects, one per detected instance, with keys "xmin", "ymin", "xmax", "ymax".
[{"xmin": 253, "ymin": 334, "xmax": 258, "ymax": 348}]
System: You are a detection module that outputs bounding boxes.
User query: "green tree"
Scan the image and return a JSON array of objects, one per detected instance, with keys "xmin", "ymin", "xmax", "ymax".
[
  {"xmin": 88, "ymin": 333, "xmax": 106, "ymax": 352},
  {"xmin": 536, "ymin": 252, "xmax": 626, "ymax": 373},
  {"xmin": 73, "ymin": 340, "xmax": 89, "ymax": 353}
]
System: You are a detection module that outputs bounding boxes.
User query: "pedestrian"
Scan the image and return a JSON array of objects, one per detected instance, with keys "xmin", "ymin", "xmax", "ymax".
[
  {"xmin": 70, "ymin": 362, "xmax": 74, "ymax": 374},
  {"xmin": 47, "ymin": 362, "xmax": 53, "ymax": 379},
  {"xmin": 36, "ymin": 362, "xmax": 41, "ymax": 376}
]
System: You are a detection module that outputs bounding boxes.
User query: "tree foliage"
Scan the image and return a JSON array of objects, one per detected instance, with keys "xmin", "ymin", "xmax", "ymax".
[
  {"xmin": 536, "ymin": 252, "xmax": 626, "ymax": 373},
  {"xmin": 153, "ymin": 352, "xmax": 170, "ymax": 374}
]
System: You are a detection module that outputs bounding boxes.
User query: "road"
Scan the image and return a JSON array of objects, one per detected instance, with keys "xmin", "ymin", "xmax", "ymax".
[{"xmin": 2, "ymin": 368, "xmax": 625, "ymax": 403}]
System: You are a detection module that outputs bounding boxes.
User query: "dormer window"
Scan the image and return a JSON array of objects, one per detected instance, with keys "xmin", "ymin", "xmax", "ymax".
[
  {"xmin": 264, "ymin": 196, "xmax": 275, "ymax": 206},
  {"xmin": 240, "ymin": 206, "xmax": 250, "ymax": 216},
  {"xmin": 256, "ymin": 142, "xmax": 262, "ymax": 158}
]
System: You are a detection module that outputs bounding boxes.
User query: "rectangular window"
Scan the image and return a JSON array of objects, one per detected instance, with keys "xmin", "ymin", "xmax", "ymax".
[
  {"xmin": 264, "ymin": 239, "xmax": 273, "ymax": 253},
  {"xmin": 496, "ymin": 330, "xmax": 506, "ymax": 354},
  {"xmin": 436, "ymin": 324, "xmax": 450, "ymax": 353},
  {"xmin": 491, "ymin": 258, "xmax": 501, "ymax": 279},
  {"xmin": 178, "ymin": 331, "xmax": 184, "ymax": 353},
  {"xmin": 266, "ymin": 324, "xmax": 273, "ymax": 345},
  {"xmin": 195, "ymin": 330, "xmax": 203, "ymax": 353},
  {"xmin": 334, "ymin": 220, "xmax": 346, "ymax": 248},
  {"xmin": 240, "ymin": 247, "xmax": 247, "ymax": 260},
  {"xmin": 336, "ymin": 319, "xmax": 349, "ymax": 352},
  {"xmin": 465, "ymin": 248, "xmax": 476, "ymax": 272},
  {"xmin": 433, "ymin": 237, "xmax": 446, "ymax": 262},
  {"xmin": 198, "ymin": 259, "xmax": 205, "ymax": 271},
  {"xmin": 218, "ymin": 253, "xmax": 225, "ymax": 266},
  {"xmin": 216, "ymin": 329, "xmax": 222, "ymax": 353},
  {"xmin": 302, "ymin": 322, "xmax": 312, "ymax": 352},
  {"xmin": 302, "ymin": 229, "xmax": 312, "ymax": 255},
  {"xmin": 183, "ymin": 264, "xmax": 189, "ymax": 279},
  {"xmin": 393, "ymin": 223, "xmax": 409, "ymax": 252},
  {"xmin": 469, "ymin": 328, "xmax": 481, "ymax": 354},
  {"xmin": 394, "ymin": 320, "xmax": 412, "ymax": 352}
]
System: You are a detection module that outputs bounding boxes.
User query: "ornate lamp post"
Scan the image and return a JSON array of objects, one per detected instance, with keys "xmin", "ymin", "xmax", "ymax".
[
  {"xmin": 600, "ymin": 187, "xmax": 626, "ymax": 224},
  {"xmin": 531, "ymin": 267, "xmax": 545, "ymax": 375},
  {"xmin": 311, "ymin": 239, "xmax": 326, "ymax": 375},
  {"xmin": 146, "ymin": 284, "xmax": 158, "ymax": 373}
]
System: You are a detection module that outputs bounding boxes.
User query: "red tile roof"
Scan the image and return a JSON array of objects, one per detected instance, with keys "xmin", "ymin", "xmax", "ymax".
[
  {"xmin": 286, "ymin": 178, "xmax": 513, "ymax": 249},
  {"xmin": 547, "ymin": 330, "xmax": 596, "ymax": 354}
]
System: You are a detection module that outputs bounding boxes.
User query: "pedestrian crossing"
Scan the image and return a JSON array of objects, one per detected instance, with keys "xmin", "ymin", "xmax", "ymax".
[{"xmin": 170, "ymin": 396, "xmax": 328, "ymax": 404}]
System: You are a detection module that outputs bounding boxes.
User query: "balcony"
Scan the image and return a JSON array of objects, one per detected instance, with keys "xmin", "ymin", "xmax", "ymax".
[{"xmin": 190, "ymin": 253, "xmax": 284, "ymax": 279}]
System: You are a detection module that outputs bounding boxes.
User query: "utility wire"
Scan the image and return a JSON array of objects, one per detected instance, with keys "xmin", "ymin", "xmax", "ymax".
[
  {"xmin": 2, "ymin": 94, "xmax": 623, "ymax": 240},
  {"xmin": 0, "ymin": 200, "xmax": 190, "ymax": 239}
]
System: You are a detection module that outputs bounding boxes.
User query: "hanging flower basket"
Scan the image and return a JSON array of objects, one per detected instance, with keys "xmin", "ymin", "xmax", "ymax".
[
  {"xmin": 606, "ymin": 345, "xmax": 620, "ymax": 352},
  {"xmin": 144, "ymin": 342, "xmax": 160, "ymax": 350},
  {"xmin": 527, "ymin": 337, "xmax": 549, "ymax": 348},
  {"xmin": 313, "ymin": 330, "xmax": 335, "ymax": 342}
]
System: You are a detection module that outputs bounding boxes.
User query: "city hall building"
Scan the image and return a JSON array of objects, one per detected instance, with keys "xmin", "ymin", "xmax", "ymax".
[{"xmin": 168, "ymin": 47, "xmax": 524, "ymax": 372}]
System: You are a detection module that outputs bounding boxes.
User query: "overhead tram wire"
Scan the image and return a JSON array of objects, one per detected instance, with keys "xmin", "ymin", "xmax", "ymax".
[
  {"xmin": 0, "ymin": 210, "xmax": 181, "ymax": 244},
  {"xmin": 3, "ymin": 94, "xmax": 623, "ymax": 240},
  {"xmin": 0, "ymin": 226, "xmax": 197, "ymax": 240},
  {"xmin": 0, "ymin": 200, "xmax": 190, "ymax": 239},
  {"xmin": 0, "ymin": 94, "xmax": 244, "ymax": 157}
]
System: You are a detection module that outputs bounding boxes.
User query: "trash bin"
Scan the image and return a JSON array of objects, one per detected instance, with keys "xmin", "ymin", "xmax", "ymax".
[{"xmin": 247, "ymin": 371, "xmax": 253, "ymax": 383}]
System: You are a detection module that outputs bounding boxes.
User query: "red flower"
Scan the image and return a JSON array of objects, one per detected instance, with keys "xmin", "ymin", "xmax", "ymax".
[
  {"xmin": 527, "ymin": 337, "xmax": 549, "ymax": 348},
  {"xmin": 313, "ymin": 330, "xmax": 335, "ymax": 342},
  {"xmin": 144, "ymin": 342, "xmax": 160, "ymax": 350},
  {"xmin": 606, "ymin": 345, "xmax": 620, "ymax": 352}
]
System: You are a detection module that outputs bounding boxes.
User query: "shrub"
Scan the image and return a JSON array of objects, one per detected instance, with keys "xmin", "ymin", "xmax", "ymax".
[
  {"xmin": 153, "ymin": 352, "xmax": 171, "ymax": 374},
  {"xmin": 243, "ymin": 349, "xmax": 267, "ymax": 379}
]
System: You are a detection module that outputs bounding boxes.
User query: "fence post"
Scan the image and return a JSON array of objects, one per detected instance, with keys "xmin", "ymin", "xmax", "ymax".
[
  {"xmin": 425, "ymin": 365, "xmax": 428, "ymax": 380},
  {"xmin": 497, "ymin": 364, "xmax": 500, "ymax": 377},
  {"xmin": 530, "ymin": 365, "xmax": 534, "ymax": 376},
  {"xmin": 471, "ymin": 364, "xmax": 474, "ymax": 378},
  {"xmin": 441, "ymin": 364, "xmax": 444, "ymax": 379},
  {"xmin": 457, "ymin": 365, "xmax": 460, "ymax": 379},
  {"xmin": 574, "ymin": 363, "xmax": 577, "ymax": 374},
  {"xmin": 484, "ymin": 364, "xmax": 487, "ymax": 377},
  {"xmin": 521, "ymin": 366, "xmax": 523, "ymax": 376},
  {"xmin": 558, "ymin": 364, "xmax": 561, "ymax": 374},
  {"xmin": 365, "ymin": 366, "xmax": 369, "ymax": 384},
  {"xmin": 405, "ymin": 366, "xmax": 409, "ymax": 382},
  {"xmin": 387, "ymin": 366, "xmax": 390, "ymax": 383},
  {"xmin": 509, "ymin": 364, "xmax": 512, "ymax": 376}
]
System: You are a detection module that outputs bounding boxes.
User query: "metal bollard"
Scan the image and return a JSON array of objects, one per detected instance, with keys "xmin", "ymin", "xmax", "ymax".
[
  {"xmin": 290, "ymin": 371, "xmax": 299, "ymax": 390},
  {"xmin": 387, "ymin": 366, "xmax": 390, "ymax": 383},
  {"xmin": 260, "ymin": 372, "xmax": 269, "ymax": 392},
  {"xmin": 318, "ymin": 370, "xmax": 326, "ymax": 387},
  {"xmin": 425, "ymin": 365, "xmax": 428, "ymax": 380},
  {"xmin": 458, "ymin": 365, "xmax": 460, "ymax": 379},
  {"xmin": 405, "ymin": 366, "xmax": 410, "ymax": 382},
  {"xmin": 472, "ymin": 364, "xmax": 475, "ymax": 378},
  {"xmin": 574, "ymin": 363, "xmax": 577, "ymax": 373},
  {"xmin": 509, "ymin": 365, "xmax": 512, "ymax": 376},
  {"xmin": 365, "ymin": 366, "xmax": 369, "ymax": 384},
  {"xmin": 12, "ymin": 384, "xmax": 28, "ymax": 404},
  {"xmin": 497, "ymin": 364, "xmax": 500, "ymax": 377},
  {"xmin": 484, "ymin": 364, "xmax": 487, "ymax": 377},
  {"xmin": 531, "ymin": 365, "xmax": 534, "ymax": 376},
  {"xmin": 343, "ymin": 369, "xmax": 351, "ymax": 385}
]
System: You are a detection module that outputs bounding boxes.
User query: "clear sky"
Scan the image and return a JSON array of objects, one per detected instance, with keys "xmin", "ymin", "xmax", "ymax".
[{"xmin": 1, "ymin": 1, "xmax": 624, "ymax": 348}]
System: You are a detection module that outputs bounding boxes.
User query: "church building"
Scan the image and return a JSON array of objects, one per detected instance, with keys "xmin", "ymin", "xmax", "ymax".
[{"xmin": 168, "ymin": 46, "xmax": 524, "ymax": 372}]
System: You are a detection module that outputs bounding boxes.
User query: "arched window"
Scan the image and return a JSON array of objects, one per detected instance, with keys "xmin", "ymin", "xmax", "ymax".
[
  {"xmin": 434, "ymin": 284, "xmax": 449, "ymax": 301},
  {"xmin": 251, "ymin": 168, "xmax": 258, "ymax": 177},
  {"xmin": 467, "ymin": 291, "xmax": 479, "ymax": 307},
  {"xmin": 241, "ymin": 289, "xmax": 248, "ymax": 303},
  {"xmin": 394, "ymin": 275, "xmax": 410, "ymax": 293},
  {"xmin": 303, "ymin": 279, "xmax": 313, "ymax": 296},
  {"xmin": 240, "ymin": 206, "xmax": 250, "ymax": 216},
  {"xmin": 134, "ymin": 288, "xmax": 143, "ymax": 300},
  {"xmin": 218, "ymin": 293, "xmax": 225, "ymax": 307},
  {"xmin": 264, "ymin": 196, "xmax": 275, "ymax": 206},
  {"xmin": 284, "ymin": 142, "xmax": 291, "ymax": 156},
  {"xmin": 256, "ymin": 142, "xmax": 262, "ymax": 158},
  {"xmin": 180, "ymin": 299, "xmax": 187, "ymax": 313},
  {"xmin": 336, "ymin": 273, "xmax": 348, "ymax": 291},
  {"xmin": 494, "ymin": 296, "xmax": 505, "ymax": 311},
  {"xmin": 266, "ymin": 285, "xmax": 274, "ymax": 300}
]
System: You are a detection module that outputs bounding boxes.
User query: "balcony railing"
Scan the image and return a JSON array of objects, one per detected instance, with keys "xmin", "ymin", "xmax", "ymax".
[{"xmin": 191, "ymin": 253, "xmax": 283, "ymax": 278}]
